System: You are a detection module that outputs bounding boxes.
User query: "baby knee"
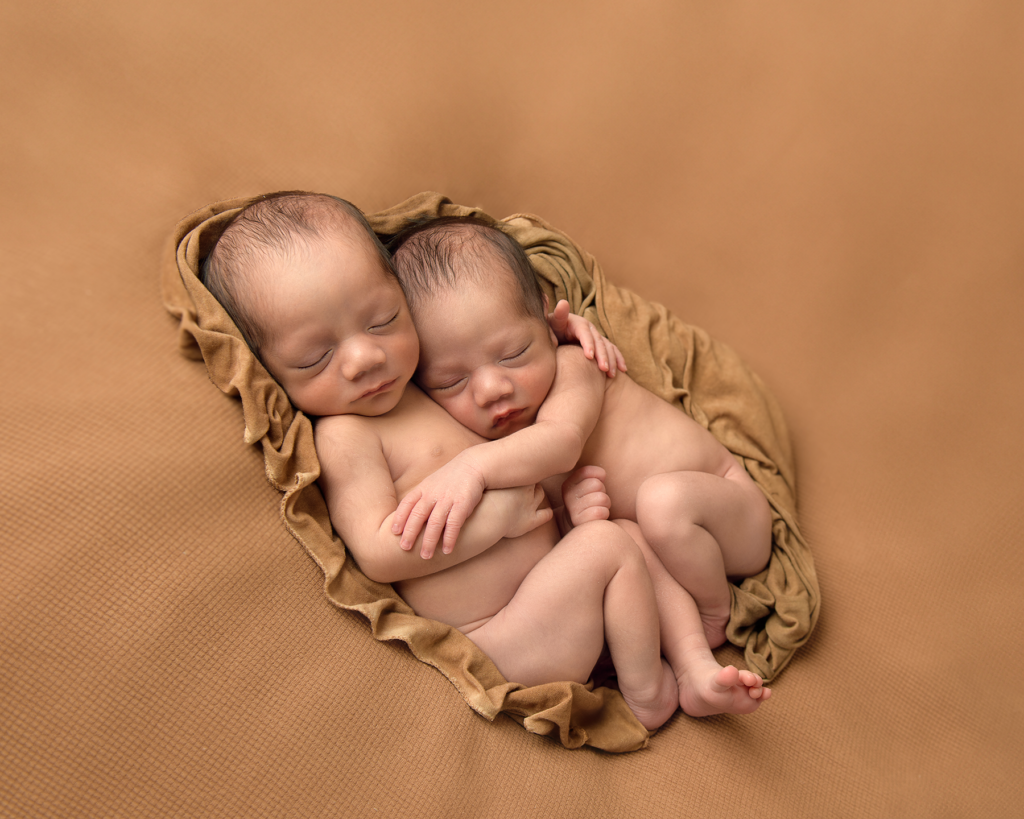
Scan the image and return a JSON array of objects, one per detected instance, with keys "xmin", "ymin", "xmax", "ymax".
[{"xmin": 635, "ymin": 474, "xmax": 692, "ymax": 543}]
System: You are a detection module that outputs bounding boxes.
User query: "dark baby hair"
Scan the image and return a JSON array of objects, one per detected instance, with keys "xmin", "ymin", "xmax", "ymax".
[
  {"xmin": 388, "ymin": 216, "xmax": 546, "ymax": 321},
  {"xmin": 201, "ymin": 190, "xmax": 393, "ymax": 359}
]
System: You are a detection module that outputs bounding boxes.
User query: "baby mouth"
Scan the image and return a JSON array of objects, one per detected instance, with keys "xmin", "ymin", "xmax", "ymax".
[
  {"xmin": 361, "ymin": 379, "xmax": 396, "ymax": 399},
  {"xmin": 492, "ymin": 408, "xmax": 523, "ymax": 427}
]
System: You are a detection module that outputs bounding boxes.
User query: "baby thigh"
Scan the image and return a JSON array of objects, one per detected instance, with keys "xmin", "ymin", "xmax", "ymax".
[
  {"xmin": 463, "ymin": 521, "xmax": 657, "ymax": 688},
  {"xmin": 635, "ymin": 468, "xmax": 771, "ymax": 578}
]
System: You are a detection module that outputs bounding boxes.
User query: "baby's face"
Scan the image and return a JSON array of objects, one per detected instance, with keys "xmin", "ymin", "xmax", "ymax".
[
  {"xmin": 254, "ymin": 230, "xmax": 419, "ymax": 417},
  {"xmin": 413, "ymin": 276, "xmax": 557, "ymax": 440}
]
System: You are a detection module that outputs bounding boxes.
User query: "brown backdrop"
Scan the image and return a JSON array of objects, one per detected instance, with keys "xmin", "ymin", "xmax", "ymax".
[{"xmin": 3, "ymin": 1, "xmax": 1022, "ymax": 817}]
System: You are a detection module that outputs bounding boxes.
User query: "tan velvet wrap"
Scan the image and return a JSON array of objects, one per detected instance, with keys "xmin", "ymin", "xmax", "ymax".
[{"xmin": 161, "ymin": 191, "xmax": 818, "ymax": 753}]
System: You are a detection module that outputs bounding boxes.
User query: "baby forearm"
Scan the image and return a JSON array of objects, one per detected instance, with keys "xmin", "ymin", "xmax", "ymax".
[
  {"xmin": 460, "ymin": 421, "xmax": 584, "ymax": 490},
  {"xmin": 358, "ymin": 488, "xmax": 520, "ymax": 583}
]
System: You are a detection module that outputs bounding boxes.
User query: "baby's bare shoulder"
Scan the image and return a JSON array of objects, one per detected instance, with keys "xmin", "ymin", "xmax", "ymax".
[
  {"xmin": 553, "ymin": 343, "xmax": 608, "ymax": 395},
  {"xmin": 313, "ymin": 414, "xmax": 387, "ymax": 473},
  {"xmin": 314, "ymin": 412, "xmax": 378, "ymax": 445},
  {"xmin": 555, "ymin": 342, "xmax": 595, "ymax": 373}
]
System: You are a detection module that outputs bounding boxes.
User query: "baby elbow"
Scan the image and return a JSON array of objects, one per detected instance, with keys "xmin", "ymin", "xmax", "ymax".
[
  {"xmin": 352, "ymin": 552, "xmax": 397, "ymax": 585},
  {"xmin": 555, "ymin": 425, "xmax": 586, "ymax": 471}
]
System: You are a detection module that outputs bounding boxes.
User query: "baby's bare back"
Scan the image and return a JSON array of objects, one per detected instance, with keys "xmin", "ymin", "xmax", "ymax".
[
  {"xmin": 377, "ymin": 388, "xmax": 557, "ymax": 630},
  {"xmin": 580, "ymin": 375, "xmax": 741, "ymax": 520}
]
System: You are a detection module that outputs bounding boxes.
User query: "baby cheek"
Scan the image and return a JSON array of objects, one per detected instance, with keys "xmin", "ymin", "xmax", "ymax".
[
  {"xmin": 285, "ymin": 383, "xmax": 319, "ymax": 417},
  {"xmin": 525, "ymin": 367, "xmax": 555, "ymax": 405},
  {"xmin": 445, "ymin": 395, "xmax": 489, "ymax": 436}
]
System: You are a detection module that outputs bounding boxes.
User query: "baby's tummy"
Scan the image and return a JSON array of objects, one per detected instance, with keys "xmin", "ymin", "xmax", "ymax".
[{"xmin": 394, "ymin": 519, "xmax": 558, "ymax": 630}]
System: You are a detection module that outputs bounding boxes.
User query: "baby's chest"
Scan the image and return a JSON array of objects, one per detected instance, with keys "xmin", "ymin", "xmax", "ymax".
[{"xmin": 381, "ymin": 413, "xmax": 483, "ymax": 498}]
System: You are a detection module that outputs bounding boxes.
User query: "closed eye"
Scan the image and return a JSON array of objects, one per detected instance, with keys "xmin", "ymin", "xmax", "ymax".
[
  {"xmin": 430, "ymin": 377, "xmax": 465, "ymax": 392},
  {"xmin": 502, "ymin": 345, "xmax": 530, "ymax": 363},
  {"xmin": 370, "ymin": 312, "xmax": 399, "ymax": 331},
  {"xmin": 297, "ymin": 350, "xmax": 330, "ymax": 370}
]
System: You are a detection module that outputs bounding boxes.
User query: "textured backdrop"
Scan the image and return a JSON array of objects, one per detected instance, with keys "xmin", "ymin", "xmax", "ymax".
[{"xmin": 3, "ymin": 1, "xmax": 1023, "ymax": 817}]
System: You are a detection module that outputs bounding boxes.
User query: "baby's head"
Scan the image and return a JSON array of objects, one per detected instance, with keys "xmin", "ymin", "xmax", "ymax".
[
  {"xmin": 202, "ymin": 191, "xmax": 419, "ymax": 417},
  {"xmin": 390, "ymin": 216, "xmax": 558, "ymax": 439}
]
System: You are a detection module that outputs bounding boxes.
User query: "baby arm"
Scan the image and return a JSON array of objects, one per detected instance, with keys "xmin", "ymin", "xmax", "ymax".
[
  {"xmin": 392, "ymin": 307, "xmax": 618, "ymax": 554},
  {"xmin": 315, "ymin": 417, "xmax": 551, "ymax": 581},
  {"xmin": 395, "ymin": 345, "xmax": 606, "ymax": 555}
]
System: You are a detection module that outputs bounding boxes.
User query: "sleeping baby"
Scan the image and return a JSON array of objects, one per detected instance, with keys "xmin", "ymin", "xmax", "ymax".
[
  {"xmin": 388, "ymin": 216, "xmax": 774, "ymax": 707},
  {"xmin": 201, "ymin": 191, "xmax": 769, "ymax": 729}
]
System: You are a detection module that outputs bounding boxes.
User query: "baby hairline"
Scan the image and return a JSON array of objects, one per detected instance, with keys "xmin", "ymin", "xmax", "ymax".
[
  {"xmin": 244, "ymin": 228, "xmax": 403, "ymax": 363},
  {"xmin": 411, "ymin": 281, "xmax": 547, "ymax": 323},
  {"xmin": 390, "ymin": 215, "xmax": 548, "ymax": 324},
  {"xmin": 202, "ymin": 190, "xmax": 401, "ymax": 370}
]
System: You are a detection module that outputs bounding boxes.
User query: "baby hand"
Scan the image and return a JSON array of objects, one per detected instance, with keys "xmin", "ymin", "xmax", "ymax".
[
  {"xmin": 504, "ymin": 483, "xmax": 555, "ymax": 538},
  {"xmin": 392, "ymin": 457, "xmax": 486, "ymax": 559},
  {"xmin": 561, "ymin": 465, "xmax": 611, "ymax": 526},
  {"xmin": 547, "ymin": 300, "xmax": 627, "ymax": 378}
]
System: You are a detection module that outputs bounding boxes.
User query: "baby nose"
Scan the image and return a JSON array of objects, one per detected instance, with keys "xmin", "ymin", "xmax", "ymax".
[
  {"xmin": 342, "ymin": 338, "xmax": 387, "ymax": 380},
  {"xmin": 474, "ymin": 369, "xmax": 514, "ymax": 406}
]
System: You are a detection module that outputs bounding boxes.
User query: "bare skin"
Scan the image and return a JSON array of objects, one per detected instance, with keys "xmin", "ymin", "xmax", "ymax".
[
  {"xmin": 554, "ymin": 468, "xmax": 770, "ymax": 716},
  {"xmin": 615, "ymin": 520, "xmax": 770, "ymax": 715},
  {"xmin": 570, "ymin": 366, "xmax": 771, "ymax": 649},
  {"xmin": 395, "ymin": 266, "xmax": 773, "ymax": 651}
]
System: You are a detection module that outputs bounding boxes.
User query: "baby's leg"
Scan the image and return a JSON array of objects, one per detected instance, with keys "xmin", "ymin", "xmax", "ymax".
[
  {"xmin": 463, "ymin": 520, "xmax": 678, "ymax": 731},
  {"xmin": 635, "ymin": 468, "xmax": 771, "ymax": 647},
  {"xmin": 615, "ymin": 520, "xmax": 770, "ymax": 717}
]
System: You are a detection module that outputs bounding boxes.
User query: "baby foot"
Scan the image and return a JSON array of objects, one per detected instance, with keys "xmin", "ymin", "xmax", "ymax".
[
  {"xmin": 622, "ymin": 659, "xmax": 680, "ymax": 731},
  {"xmin": 678, "ymin": 662, "xmax": 770, "ymax": 718}
]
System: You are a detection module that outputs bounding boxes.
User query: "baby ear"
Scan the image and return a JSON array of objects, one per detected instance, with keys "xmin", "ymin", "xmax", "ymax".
[{"xmin": 543, "ymin": 295, "xmax": 564, "ymax": 347}]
